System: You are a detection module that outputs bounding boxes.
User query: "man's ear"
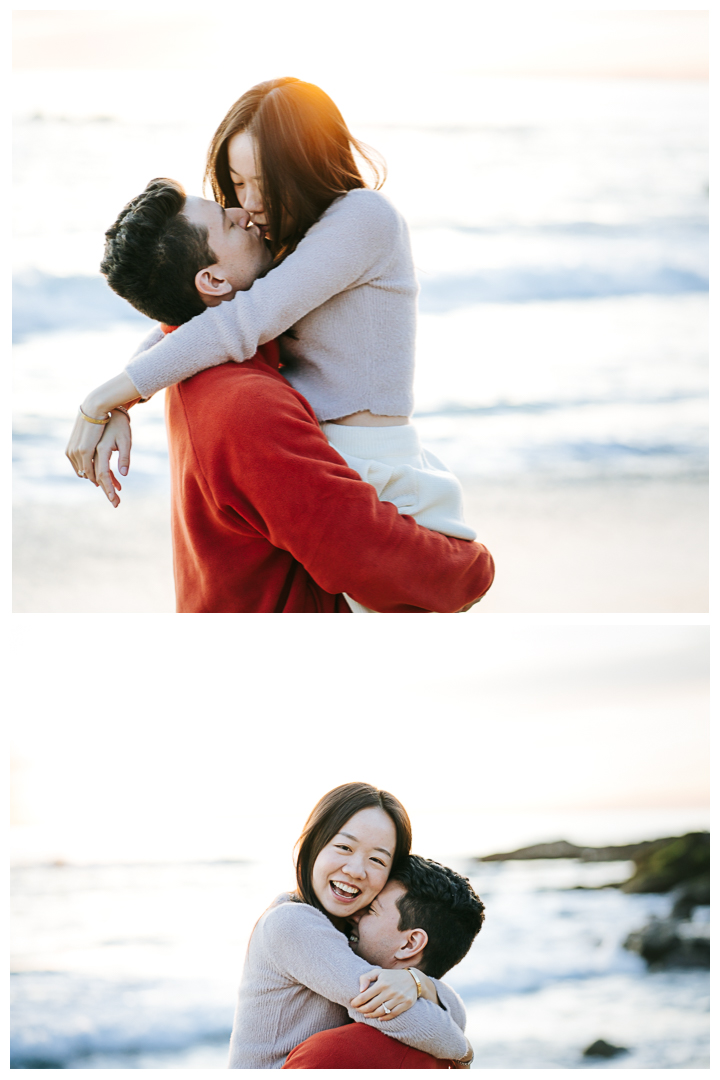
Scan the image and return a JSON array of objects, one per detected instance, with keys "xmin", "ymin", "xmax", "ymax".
[
  {"xmin": 395, "ymin": 927, "xmax": 428, "ymax": 964},
  {"xmin": 195, "ymin": 266, "xmax": 233, "ymax": 302}
]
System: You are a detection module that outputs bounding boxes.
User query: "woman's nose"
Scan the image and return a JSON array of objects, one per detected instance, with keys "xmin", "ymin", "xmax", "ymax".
[
  {"xmin": 342, "ymin": 858, "xmax": 366, "ymax": 879},
  {"xmin": 242, "ymin": 182, "xmax": 265, "ymax": 215}
]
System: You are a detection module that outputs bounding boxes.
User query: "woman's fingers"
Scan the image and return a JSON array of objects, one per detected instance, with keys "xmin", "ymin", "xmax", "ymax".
[
  {"xmin": 92, "ymin": 412, "xmax": 132, "ymax": 507},
  {"xmin": 351, "ymin": 969, "xmax": 416, "ymax": 1014},
  {"xmin": 356, "ymin": 972, "xmax": 378, "ymax": 996},
  {"xmin": 65, "ymin": 411, "xmax": 104, "ymax": 483},
  {"xmin": 356, "ymin": 994, "xmax": 413, "ymax": 1020},
  {"xmin": 95, "ymin": 455, "xmax": 121, "ymax": 507},
  {"xmin": 114, "ymin": 412, "xmax": 132, "ymax": 476},
  {"xmin": 350, "ymin": 975, "xmax": 383, "ymax": 1009},
  {"xmin": 94, "ymin": 437, "xmax": 114, "ymax": 501},
  {"xmin": 353, "ymin": 989, "xmax": 399, "ymax": 1014}
]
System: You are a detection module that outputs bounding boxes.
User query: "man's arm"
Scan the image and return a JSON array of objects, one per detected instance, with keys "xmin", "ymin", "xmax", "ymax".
[{"xmin": 191, "ymin": 370, "xmax": 495, "ymax": 613}]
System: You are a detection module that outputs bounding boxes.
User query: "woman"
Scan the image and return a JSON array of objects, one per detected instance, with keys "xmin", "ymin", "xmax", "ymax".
[
  {"xmin": 227, "ymin": 782, "xmax": 472, "ymax": 1068},
  {"xmin": 67, "ymin": 79, "xmax": 475, "ymax": 610}
]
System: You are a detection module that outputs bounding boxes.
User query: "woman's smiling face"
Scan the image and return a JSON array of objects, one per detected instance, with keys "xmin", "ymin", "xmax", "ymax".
[{"xmin": 311, "ymin": 806, "xmax": 397, "ymax": 921}]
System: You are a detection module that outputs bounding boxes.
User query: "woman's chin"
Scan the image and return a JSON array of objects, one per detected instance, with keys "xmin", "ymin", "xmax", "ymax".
[{"xmin": 321, "ymin": 888, "xmax": 363, "ymax": 917}]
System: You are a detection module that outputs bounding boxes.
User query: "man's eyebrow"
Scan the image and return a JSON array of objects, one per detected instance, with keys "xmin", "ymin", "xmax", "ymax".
[{"xmin": 338, "ymin": 832, "xmax": 393, "ymax": 859}]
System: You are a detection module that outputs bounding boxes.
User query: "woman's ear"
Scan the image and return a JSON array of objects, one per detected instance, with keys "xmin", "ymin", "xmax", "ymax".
[
  {"xmin": 195, "ymin": 267, "xmax": 233, "ymax": 301},
  {"xmin": 395, "ymin": 927, "xmax": 428, "ymax": 962}
]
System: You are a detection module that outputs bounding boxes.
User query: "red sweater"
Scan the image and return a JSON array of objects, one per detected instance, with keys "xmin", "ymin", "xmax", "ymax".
[
  {"xmin": 164, "ymin": 341, "xmax": 495, "ymax": 612},
  {"xmin": 282, "ymin": 1021, "xmax": 452, "ymax": 1069}
]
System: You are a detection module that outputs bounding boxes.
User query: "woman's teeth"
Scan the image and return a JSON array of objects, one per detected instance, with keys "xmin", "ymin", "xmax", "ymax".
[{"xmin": 330, "ymin": 880, "xmax": 361, "ymax": 900}]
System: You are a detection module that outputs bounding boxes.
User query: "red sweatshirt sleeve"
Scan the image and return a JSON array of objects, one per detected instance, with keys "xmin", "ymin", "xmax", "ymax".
[{"xmin": 180, "ymin": 366, "xmax": 495, "ymax": 613}]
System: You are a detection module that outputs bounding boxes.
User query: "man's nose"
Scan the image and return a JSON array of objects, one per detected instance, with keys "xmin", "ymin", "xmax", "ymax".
[{"xmin": 228, "ymin": 208, "xmax": 253, "ymax": 229}]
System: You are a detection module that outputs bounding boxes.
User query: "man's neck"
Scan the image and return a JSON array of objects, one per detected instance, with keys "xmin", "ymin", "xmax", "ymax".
[{"xmin": 385, "ymin": 957, "xmax": 423, "ymax": 970}]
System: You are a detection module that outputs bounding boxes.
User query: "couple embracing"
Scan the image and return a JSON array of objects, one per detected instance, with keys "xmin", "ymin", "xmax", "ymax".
[
  {"xmin": 66, "ymin": 78, "xmax": 494, "ymax": 613},
  {"xmin": 227, "ymin": 782, "xmax": 483, "ymax": 1069}
]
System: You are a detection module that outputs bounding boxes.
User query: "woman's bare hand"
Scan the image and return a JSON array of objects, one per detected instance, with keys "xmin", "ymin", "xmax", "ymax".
[
  {"xmin": 94, "ymin": 411, "xmax": 132, "ymax": 508},
  {"xmin": 66, "ymin": 409, "xmax": 107, "ymax": 484},
  {"xmin": 350, "ymin": 968, "xmax": 418, "ymax": 1019},
  {"xmin": 65, "ymin": 371, "xmax": 141, "ymax": 483}
]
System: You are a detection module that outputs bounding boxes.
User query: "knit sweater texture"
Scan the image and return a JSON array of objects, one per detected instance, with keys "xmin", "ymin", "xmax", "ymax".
[
  {"xmin": 227, "ymin": 894, "xmax": 469, "ymax": 1069},
  {"xmin": 125, "ymin": 188, "xmax": 418, "ymax": 419}
]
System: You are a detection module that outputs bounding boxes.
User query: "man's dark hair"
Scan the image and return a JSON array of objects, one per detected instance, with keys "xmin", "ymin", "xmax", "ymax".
[
  {"xmin": 390, "ymin": 855, "xmax": 485, "ymax": 979},
  {"xmin": 100, "ymin": 178, "xmax": 217, "ymax": 326}
]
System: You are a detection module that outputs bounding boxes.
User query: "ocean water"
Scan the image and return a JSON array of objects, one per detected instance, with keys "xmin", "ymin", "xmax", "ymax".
[
  {"xmin": 12, "ymin": 75, "xmax": 708, "ymax": 501},
  {"xmin": 10, "ymin": 848, "xmax": 709, "ymax": 1069}
]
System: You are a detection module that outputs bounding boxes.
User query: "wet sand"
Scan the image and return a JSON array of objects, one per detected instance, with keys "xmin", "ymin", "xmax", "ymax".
[
  {"xmin": 463, "ymin": 475, "xmax": 708, "ymax": 614},
  {"xmin": 13, "ymin": 477, "xmax": 708, "ymax": 614}
]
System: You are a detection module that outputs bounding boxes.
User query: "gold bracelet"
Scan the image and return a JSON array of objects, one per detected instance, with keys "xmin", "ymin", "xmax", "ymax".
[
  {"xmin": 79, "ymin": 405, "xmax": 111, "ymax": 425},
  {"xmin": 408, "ymin": 968, "xmax": 423, "ymax": 999}
]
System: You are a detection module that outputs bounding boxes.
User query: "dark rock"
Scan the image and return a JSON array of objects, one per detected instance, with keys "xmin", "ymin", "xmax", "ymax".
[
  {"xmin": 479, "ymin": 840, "xmax": 584, "ymax": 861},
  {"xmin": 477, "ymin": 837, "xmax": 679, "ymax": 863},
  {"xmin": 9, "ymin": 1058, "xmax": 65, "ymax": 1069},
  {"xmin": 478, "ymin": 833, "xmax": 711, "ymax": 911},
  {"xmin": 583, "ymin": 1039, "xmax": 628, "ymax": 1059},
  {"xmin": 671, "ymin": 875, "xmax": 710, "ymax": 918},
  {"xmin": 624, "ymin": 916, "xmax": 709, "ymax": 969},
  {"xmin": 620, "ymin": 832, "xmax": 709, "ymax": 894}
]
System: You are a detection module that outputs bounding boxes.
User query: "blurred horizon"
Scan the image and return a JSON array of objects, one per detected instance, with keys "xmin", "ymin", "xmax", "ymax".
[
  {"xmin": 13, "ymin": 9, "xmax": 708, "ymax": 81},
  {"xmin": 10, "ymin": 625, "xmax": 709, "ymax": 867}
]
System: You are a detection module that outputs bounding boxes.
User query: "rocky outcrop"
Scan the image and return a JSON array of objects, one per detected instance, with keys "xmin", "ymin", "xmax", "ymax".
[
  {"xmin": 476, "ymin": 838, "xmax": 675, "ymax": 863},
  {"xmin": 583, "ymin": 1039, "xmax": 628, "ymax": 1059},
  {"xmin": 619, "ymin": 833, "xmax": 710, "ymax": 970},
  {"xmin": 476, "ymin": 833, "xmax": 710, "ymax": 892},
  {"xmin": 619, "ymin": 832, "xmax": 709, "ymax": 894},
  {"xmin": 671, "ymin": 875, "xmax": 711, "ymax": 919},
  {"xmin": 624, "ymin": 916, "xmax": 709, "ymax": 969},
  {"xmin": 477, "ymin": 832, "xmax": 711, "ymax": 972}
]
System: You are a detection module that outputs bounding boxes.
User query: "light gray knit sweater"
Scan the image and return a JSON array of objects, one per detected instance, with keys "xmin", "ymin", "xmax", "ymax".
[
  {"xmin": 125, "ymin": 188, "xmax": 418, "ymax": 421},
  {"xmin": 227, "ymin": 894, "xmax": 469, "ymax": 1069}
]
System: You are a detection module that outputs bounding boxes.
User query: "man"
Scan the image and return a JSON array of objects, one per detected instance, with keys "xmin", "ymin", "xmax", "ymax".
[
  {"xmin": 97, "ymin": 179, "xmax": 495, "ymax": 612},
  {"xmin": 282, "ymin": 856, "xmax": 485, "ymax": 1069}
]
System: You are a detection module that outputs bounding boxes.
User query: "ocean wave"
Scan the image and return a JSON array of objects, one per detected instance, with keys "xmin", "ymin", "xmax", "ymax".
[
  {"xmin": 421, "ymin": 217, "xmax": 708, "ymax": 240},
  {"xmin": 13, "ymin": 271, "xmax": 152, "ymax": 342},
  {"xmin": 14, "ymin": 261, "xmax": 708, "ymax": 342},
  {"xmin": 414, "ymin": 391, "xmax": 706, "ymax": 419},
  {"xmin": 10, "ymin": 972, "xmax": 233, "ymax": 1069},
  {"xmin": 418, "ymin": 265, "xmax": 707, "ymax": 311}
]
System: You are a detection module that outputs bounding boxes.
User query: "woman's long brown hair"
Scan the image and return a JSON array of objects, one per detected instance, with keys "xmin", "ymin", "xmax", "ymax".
[
  {"xmin": 294, "ymin": 782, "xmax": 412, "ymax": 912},
  {"xmin": 205, "ymin": 78, "xmax": 385, "ymax": 262}
]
